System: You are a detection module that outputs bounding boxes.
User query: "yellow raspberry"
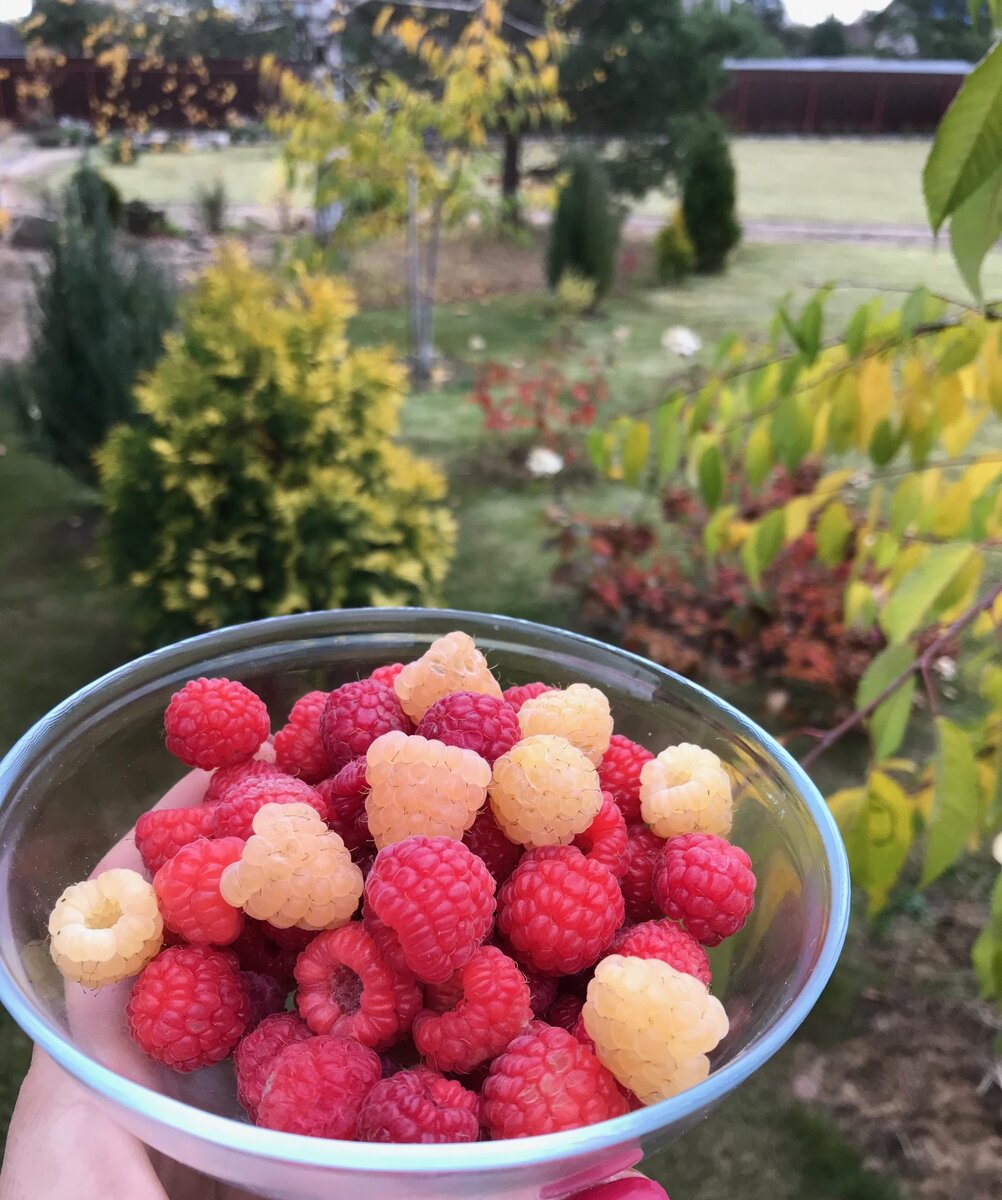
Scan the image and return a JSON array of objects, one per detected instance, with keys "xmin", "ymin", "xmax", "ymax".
[
  {"xmin": 48, "ymin": 868, "xmax": 163, "ymax": 989},
  {"xmin": 583, "ymin": 954, "xmax": 729, "ymax": 1104},
  {"xmin": 365, "ymin": 731, "xmax": 491, "ymax": 849},
  {"xmin": 639, "ymin": 743, "xmax": 733, "ymax": 838},
  {"xmin": 219, "ymin": 802, "xmax": 362, "ymax": 930},
  {"xmin": 517, "ymin": 683, "xmax": 613, "ymax": 765},
  {"xmin": 394, "ymin": 631, "xmax": 502, "ymax": 722},
  {"xmin": 489, "ymin": 734, "xmax": 603, "ymax": 847}
]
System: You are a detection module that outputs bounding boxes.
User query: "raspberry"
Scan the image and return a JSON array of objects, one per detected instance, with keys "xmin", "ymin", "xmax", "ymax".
[
  {"xmin": 522, "ymin": 967, "xmax": 558, "ymax": 1018},
  {"xmin": 621, "ymin": 824, "xmax": 665, "ymax": 923},
  {"xmin": 481, "ymin": 1024, "xmax": 628, "ymax": 1138},
  {"xmin": 48, "ymin": 869, "xmax": 163, "ymax": 988},
  {"xmin": 412, "ymin": 946, "xmax": 532, "ymax": 1074},
  {"xmin": 574, "ymin": 794, "xmax": 629, "ymax": 879},
  {"xmin": 316, "ymin": 759, "xmax": 371, "ymax": 852},
  {"xmin": 489, "ymin": 735, "xmax": 603, "ymax": 847},
  {"xmin": 256, "ymin": 1035, "xmax": 382, "ymax": 1137},
  {"xmin": 640, "ymin": 743, "xmax": 733, "ymax": 838},
  {"xmin": 364, "ymin": 836, "xmax": 495, "ymax": 984},
  {"xmin": 320, "ymin": 679, "xmax": 411, "ymax": 773},
  {"xmin": 570, "ymin": 1012, "xmax": 596, "ymax": 1055},
  {"xmin": 356, "ymin": 1067, "xmax": 479, "ymax": 1144},
  {"xmin": 517, "ymin": 684, "xmax": 613, "ymax": 765},
  {"xmin": 273, "ymin": 691, "xmax": 333, "ymax": 783},
  {"xmin": 365, "ymin": 732, "xmax": 491, "ymax": 849},
  {"xmin": 230, "ymin": 918, "xmax": 304, "ymax": 987},
  {"xmin": 583, "ymin": 954, "xmax": 729, "ymax": 1103},
  {"xmin": 547, "ymin": 992, "xmax": 584, "ymax": 1031},
  {"xmin": 153, "ymin": 837, "xmax": 245, "ymax": 946},
  {"xmin": 462, "ymin": 806, "xmax": 522, "ymax": 886},
  {"xmin": 394, "ymin": 631, "xmax": 503, "ymax": 722},
  {"xmin": 607, "ymin": 919, "xmax": 711, "ymax": 987},
  {"xmin": 234, "ymin": 1012, "xmax": 312, "ymax": 1118},
  {"xmin": 220, "ymin": 802, "xmax": 363, "ymax": 930},
  {"xmin": 134, "ymin": 805, "xmax": 215, "ymax": 875},
  {"xmin": 370, "ymin": 663, "xmax": 405, "ymax": 688},
  {"xmin": 502, "ymin": 681, "xmax": 552, "ymax": 713},
  {"xmin": 598, "ymin": 735, "xmax": 654, "ymax": 823},
  {"xmin": 203, "ymin": 758, "xmax": 286, "ymax": 806},
  {"xmin": 497, "ymin": 846, "xmax": 624, "ymax": 976},
  {"xmin": 212, "ymin": 774, "xmax": 328, "ymax": 840},
  {"xmin": 416, "ymin": 692, "xmax": 520, "ymax": 766},
  {"xmin": 294, "ymin": 923, "xmax": 420, "ymax": 1049},
  {"xmin": 164, "ymin": 677, "xmax": 270, "ymax": 770},
  {"xmin": 422, "ymin": 973, "xmax": 465, "ymax": 1014},
  {"xmin": 127, "ymin": 946, "xmax": 249, "ymax": 1071},
  {"xmin": 241, "ymin": 971, "xmax": 288, "ymax": 1028},
  {"xmin": 256, "ymin": 1036, "xmax": 381, "ymax": 1137},
  {"xmin": 653, "ymin": 833, "xmax": 756, "ymax": 946}
]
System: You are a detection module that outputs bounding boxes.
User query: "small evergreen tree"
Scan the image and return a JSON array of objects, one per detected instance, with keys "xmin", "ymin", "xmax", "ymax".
[
  {"xmin": 13, "ymin": 168, "xmax": 174, "ymax": 481},
  {"xmin": 681, "ymin": 117, "xmax": 741, "ymax": 274},
  {"xmin": 546, "ymin": 151, "xmax": 621, "ymax": 304}
]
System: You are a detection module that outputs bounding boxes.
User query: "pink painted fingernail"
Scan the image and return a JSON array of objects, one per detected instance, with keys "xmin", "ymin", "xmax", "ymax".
[{"xmin": 573, "ymin": 1178, "xmax": 669, "ymax": 1200}]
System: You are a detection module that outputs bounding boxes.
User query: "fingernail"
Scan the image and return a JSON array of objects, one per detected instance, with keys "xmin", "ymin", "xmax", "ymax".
[{"xmin": 573, "ymin": 1179, "xmax": 670, "ymax": 1200}]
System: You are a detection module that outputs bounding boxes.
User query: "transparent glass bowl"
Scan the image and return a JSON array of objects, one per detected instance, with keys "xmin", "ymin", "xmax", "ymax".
[{"xmin": 0, "ymin": 610, "xmax": 850, "ymax": 1200}]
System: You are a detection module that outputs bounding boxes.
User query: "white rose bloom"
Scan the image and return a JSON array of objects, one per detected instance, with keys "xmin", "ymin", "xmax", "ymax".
[
  {"xmin": 527, "ymin": 447, "xmax": 564, "ymax": 477},
  {"xmin": 661, "ymin": 326, "xmax": 702, "ymax": 357}
]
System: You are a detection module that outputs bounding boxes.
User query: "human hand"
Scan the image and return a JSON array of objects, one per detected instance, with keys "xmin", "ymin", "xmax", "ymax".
[{"xmin": 0, "ymin": 771, "xmax": 669, "ymax": 1200}]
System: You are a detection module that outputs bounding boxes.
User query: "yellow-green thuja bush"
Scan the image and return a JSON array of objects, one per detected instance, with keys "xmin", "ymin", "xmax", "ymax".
[{"xmin": 98, "ymin": 245, "xmax": 455, "ymax": 642}]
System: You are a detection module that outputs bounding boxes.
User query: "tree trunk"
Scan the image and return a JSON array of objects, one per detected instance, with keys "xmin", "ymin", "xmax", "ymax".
[
  {"xmin": 406, "ymin": 166, "xmax": 430, "ymax": 384},
  {"xmin": 501, "ymin": 128, "xmax": 521, "ymax": 224},
  {"xmin": 308, "ymin": 0, "xmax": 347, "ymax": 244}
]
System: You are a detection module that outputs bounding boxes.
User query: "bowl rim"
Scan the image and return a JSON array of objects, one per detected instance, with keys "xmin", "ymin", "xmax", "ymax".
[{"xmin": 0, "ymin": 608, "xmax": 851, "ymax": 1176}]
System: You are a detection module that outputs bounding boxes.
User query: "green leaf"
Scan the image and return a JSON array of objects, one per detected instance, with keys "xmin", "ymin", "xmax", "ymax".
[
  {"xmin": 889, "ymin": 476, "xmax": 922, "ymax": 536},
  {"xmin": 586, "ymin": 427, "xmax": 610, "ymax": 475},
  {"xmin": 937, "ymin": 325, "xmax": 984, "ymax": 375},
  {"xmin": 756, "ymin": 508, "xmax": 786, "ymax": 573},
  {"xmin": 741, "ymin": 524, "xmax": 761, "ymax": 587},
  {"xmin": 868, "ymin": 418, "xmax": 901, "ymax": 466},
  {"xmin": 744, "ymin": 424, "xmax": 772, "ymax": 489},
  {"xmin": 879, "ymin": 545, "xmax": 975, "ymax": 643},
  {"xmin": 621, "ymin": 420, "xmax": 650, "ymax": 486},
  {"xmin": 779, "ymin": 305, "xmax": 803, "ymax": 354},
  {"xmin": 703, "ymin": 504, "xmax": 736, "ymax": 556},
  {"xmin": 856, "ymin": 643, "xmax": 916, "ymax": 761},
  {"xmin": 841, "ymin": 772, "xmax": 915, "ymax": 914},
  {"xmin": 900, "ymin": 286, "xmax": 930, "ymax": 335},
  {"xmin": 949, "ymin": 165, "xmax": 1002, "ymax": 304},
  {"xmin": 922, "ymin": 718, "xmax": 980, "ymax": 886},
  {"xmin": 697, "ymin": 444, "xmax": 723, "ymax": 510},
  {"xmin": 924, "ymin": 40, "xmax": 1002, "ymax": 231},
  {"xmin": 653, "ymin": 403, "xmax": 682, "ymax": 481},
  {"xmin": 845, "ymin": 304, "xmax": 870, "ymax": 358},
  {"xmin": 816, "ymin": 501, "xmax": 853, "ymax": 567},
  {"xmin": 771, "ymin": 395, "xmax": 812, "ymax": 472},
  {"xmin": 797, "ymin": 298, "xmax": 824, "ymax": 365},
  {"xmin": 972, "ymin": 874, "xmax": 1002, "ymax": 1001}
]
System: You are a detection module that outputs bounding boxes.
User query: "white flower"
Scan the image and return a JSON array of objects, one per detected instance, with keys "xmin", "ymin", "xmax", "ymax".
[
  {"xmin": 468, "ymin": 335, "xmax": 486, "ymax": 352},
  {"xmin": 661, "ymin": 326, "xmax": 702, "ymax": 357},
  {"xmin": 612, "ymin": 325, "xmax": 632, "ymax": 344},
  {"xmin": 526, "ymin": 447, "xmax": 564, "ymax": 477}
]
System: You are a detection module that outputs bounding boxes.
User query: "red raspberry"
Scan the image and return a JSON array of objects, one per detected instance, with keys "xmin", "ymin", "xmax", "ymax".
[
  {"xmin": 256, "ymin": 1035, "xmax": 381, "ymax": 1137},
  {"xmin": 212, "ymin": 775, "xmax": 327, "ymax": 840},
  {"xmin": 241, "ymin": 971, "xmax": 288, "ymax": 1028},
  {"xmin": 370, "ymin": 663, "xmax": 405, "ymax": 688},
  {"xmin": 653, "ymin": 833, "xmax": 756, "ymax": 946},
  {"xmin": 164, "ymin": 678, "xmax": 270, "ymax": 770},
  {"xmin": 522, "ymin": 967, "xmax": 558, "ymax": 1018},
  {"xmin": 233, "ymin": 1012, "xmax": 312, "ymax": 1118},
  {"xmin": 497, "ymin": 846, "xmax": 624, "ymax": 976},
  {"xmin": 481, "ymin": 1024, "xmax": 628, "ymax": 1137},
  {"xmin": 574, "ymin": 793, "xmax": 629, "ymax": 879},
  {"xmin": 607, "ymin": 918, "xmax": 711, "ymax": 986},
  {"xmin": 597, "ymin": 734, "xmax": 654, "ymax": 823},
  {"xmin": 364, "ymin": 836, "xmax": 495, "ymax": 984},
  {"xmin": 547, "ymin": 992, "xmax": 584, "ymax": 1031},
  {"xmin": 423, "ymin": 972, "xmax": 464, "ymax": 1014},
  {"xmin": 203, "ymin": 759, "xmax": 286, "ymax": 806},
  {"xmin": 621, "ymin": 824, "xmax": 665, "ymax": 923},
  {"xmin": 502, "ymin": 682, "xmax": 553, "ymax": 713},
  {"xmin": 230, "ymin": 919, "xmax": 307, "ymax": 987},
  {"xmin": 153, "ymin": 837, "xmax": 245, "ymax": 945},
  {"xmin": 462, "ymin": 807, "xmax": 522, "ymax": 887},
  {"xmin": 570, "ymin": 1012, "xmax": 596, "ymax": 1054},
  {"xmin": 416, "ymin": 692, "xmax": 520, "ymax": 766},
  {"xmin": 316, "ymin": 759, "xmax": 371, "ymax": 852},
  {"xmin": 294, "ymin": 923, "xmax": 420, "ymax": 1050},
  {"xmin": 273, "ymin": 691, "xmax": 333, "ymax": 783},
  {"xmin": 412, "ymin": 946, "xmax": 532, "ymax": 1074},
  {"xmin": 127, "ymin": 946, "xmax": 249, "ymax": 1072},
  {"xmin": 356, "ymin": 1067, "xmax": 479, "ymax": 1144},
  {"xmin": 320, "ymin": 680, "xmax": 410, "ymax": 772},
  {"xmin": 134, "ymin": 805, "xmax": 215, "ymax": 874}
]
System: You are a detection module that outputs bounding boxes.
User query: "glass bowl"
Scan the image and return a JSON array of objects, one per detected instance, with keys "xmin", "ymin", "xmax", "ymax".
[{"xmin": 0, "ymin": 609, "xmax": 850, "ymax": 1200}]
